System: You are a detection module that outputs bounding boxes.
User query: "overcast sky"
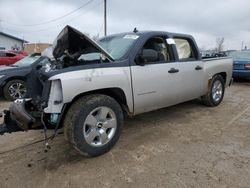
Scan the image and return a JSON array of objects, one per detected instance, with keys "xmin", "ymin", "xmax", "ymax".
[{"xmin": 0, "ymin": 0, "xmax": 249, "ymax": 50}]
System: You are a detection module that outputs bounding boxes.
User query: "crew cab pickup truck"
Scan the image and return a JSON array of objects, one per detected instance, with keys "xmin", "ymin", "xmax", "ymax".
[{"xmin": 0, "ymin": 26, "xmax": 233, "ymax": 157}]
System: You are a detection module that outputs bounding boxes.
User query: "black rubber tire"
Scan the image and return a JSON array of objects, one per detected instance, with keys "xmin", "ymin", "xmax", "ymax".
[
  {"xmin": 201, "ymin": 74, "xmax": 225, "ymax": 107},
  {"xmin": 3, "ymin": 79, "xmax": 27, "ymax": 101},
  {"xmin": 63, "ymin": 94, "xmax": 124, "ymax": 157}
]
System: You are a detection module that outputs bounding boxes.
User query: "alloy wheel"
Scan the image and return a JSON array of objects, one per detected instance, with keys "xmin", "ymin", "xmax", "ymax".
[
  {"xmin": 212, "ymin": 80, "xmax": 223, "ymax": 102},
  {"xmin": 8, "ymin": 82, "xmax": 27, "ymax": 99},
  {"xmin": 83, "ymin": 106, "xmax": 117, "ymax": 147}
]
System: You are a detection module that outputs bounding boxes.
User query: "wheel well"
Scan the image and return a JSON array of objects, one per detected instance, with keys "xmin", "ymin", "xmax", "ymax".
[
  {"xmin": 206, "ymin": 72, "xmax": 227, "ymax": 95},
  {"xmin": 3, "ymin": 77, "xmax": 26, "ymax": 88},
  {"xmin": 65, "ymin": 88, "xmax": 129, "ymax": 116},
  {"xmin": 217, "ymin": 72, "xmax": 227, "ymax": 83}
]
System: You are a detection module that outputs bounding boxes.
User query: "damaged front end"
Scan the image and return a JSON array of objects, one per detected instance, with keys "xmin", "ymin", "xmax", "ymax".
[
  {"xmin": 0, "ymin": 99, "xmax": 38, "ymax": 134},
  {"xmin": 0, "ymin": 98, "xmax": 61, "ymax": 152},
  {"xmin": 0, "ymin": 74, "xmax": 59, "ymax": 135},
  {"xmin": 0, "ymin": 97, "xmax": 58, "ymax": 135},
  {"xmin": 0, "ymin": 25, "xmax": 113, "ymax": 136}
]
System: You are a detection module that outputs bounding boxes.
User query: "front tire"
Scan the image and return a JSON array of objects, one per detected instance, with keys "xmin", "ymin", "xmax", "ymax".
[
  {"xmin": 3, "ymin": 79, "xmax": 27, "ymax": 101},
  {"xmin": 201, "ymin": 74, "xmax": 225, "ymax": 107},
  {"xmin": 64, "ymin": 94, "xmax": 124, "ymax": 157}
]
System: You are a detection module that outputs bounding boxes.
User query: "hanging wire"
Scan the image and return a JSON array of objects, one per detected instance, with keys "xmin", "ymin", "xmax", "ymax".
[
  {"xmin": 1, "ymin": 0, "xmax": 95, "ymax": 27},
  {"xmin": 2, "ymin": 0, "xmax": 103, "ymax": 35}
]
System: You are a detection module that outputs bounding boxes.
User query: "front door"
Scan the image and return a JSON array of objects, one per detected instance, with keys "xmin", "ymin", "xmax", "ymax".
[{"xmin": 131, "ymin": 36, "xmax": 182, "ymax": 114}]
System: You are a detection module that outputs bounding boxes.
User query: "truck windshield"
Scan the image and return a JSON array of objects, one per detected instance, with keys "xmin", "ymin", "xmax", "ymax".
[
  {"xmin": 98, "ymin": 34, "xmax": 139, "ymax": 60},
  {"xmin": 229, "ymin": 51, "xmax": 250, "ymax": 61}
]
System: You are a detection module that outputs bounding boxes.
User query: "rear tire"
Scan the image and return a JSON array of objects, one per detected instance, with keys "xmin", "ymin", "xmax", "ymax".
[
  {"xmin": 201, "ymin": 74, "xmax": 225, "ymax": 107},
  {"xmin": 3, "ymin": 79, "xmax": 27, "ymax": 101},
  {"xmin": 64, "ymin": 94, "xmax": 124, "ymax": 157}
]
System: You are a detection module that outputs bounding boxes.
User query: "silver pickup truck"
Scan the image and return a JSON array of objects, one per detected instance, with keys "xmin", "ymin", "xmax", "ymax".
[{"xmin": 0, "ymin": 26, "xmax": 233, "ymax": 156}]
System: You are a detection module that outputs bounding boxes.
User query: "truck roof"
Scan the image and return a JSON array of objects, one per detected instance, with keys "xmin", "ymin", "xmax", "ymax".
[{"xmin": 105, "ymin": 30, "xmax": 194, "ymax": 39}]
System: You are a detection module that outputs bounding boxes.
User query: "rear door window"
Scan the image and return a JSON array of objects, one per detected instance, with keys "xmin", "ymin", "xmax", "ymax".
[{"xmin": 174, "ymin": 38, "xmax": 198, "ymax": 61}]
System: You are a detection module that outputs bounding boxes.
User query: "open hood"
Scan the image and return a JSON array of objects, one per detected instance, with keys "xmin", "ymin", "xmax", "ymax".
[{"xmin": 52, "ymin": 25, "xmax": 114, "ymax": 61}]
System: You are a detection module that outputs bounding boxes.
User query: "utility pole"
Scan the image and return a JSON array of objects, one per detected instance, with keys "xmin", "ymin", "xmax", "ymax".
[
  {"xmin": 0, "ymin": 19, "xmax": 2, "ymax": 32},
  {"xmin": 104, "ymin": 0, "xmax": 107, "ymax": 36}
]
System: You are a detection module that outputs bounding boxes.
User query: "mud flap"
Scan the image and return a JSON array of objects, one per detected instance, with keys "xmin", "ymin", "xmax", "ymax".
[{"xmin": 0, "ymin": 111, "xmax": 22, "ymax": 135}]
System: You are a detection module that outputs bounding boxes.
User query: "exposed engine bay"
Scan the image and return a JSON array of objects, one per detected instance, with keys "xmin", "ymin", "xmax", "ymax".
[{"xmin": 0, "ymin": 25, "xmax": 114, "ymax": 137}]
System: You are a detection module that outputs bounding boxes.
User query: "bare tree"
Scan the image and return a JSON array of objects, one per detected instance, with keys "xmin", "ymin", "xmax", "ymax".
[{"xmin": 216, "ymin": 37, "xmax": 224, "ymax": 52}]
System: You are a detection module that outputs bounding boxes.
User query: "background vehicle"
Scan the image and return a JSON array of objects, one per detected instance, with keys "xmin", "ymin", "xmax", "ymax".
[
  {"xmin": 229, "ymin": 51, "xmax": 250, "ymax": 79},
  {"xmin": 0, "ymin": 54, "xmax": 52, "ymax": 100},
  {"xmin": 10, "ymin": 50, "xmax": 29, "ymax": 56},
  {"xmin": 0, "ymin": 26, "xmax": 233, "ymax": 157},
  {"xmin": 0, "ymin": 51, "xmax": 27, "ymax": 65}
]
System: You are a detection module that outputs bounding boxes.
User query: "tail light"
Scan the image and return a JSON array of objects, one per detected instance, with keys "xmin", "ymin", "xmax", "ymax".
[{"xmin": 245, "ymin": 64, "xmax": 250, "ymax": 69}]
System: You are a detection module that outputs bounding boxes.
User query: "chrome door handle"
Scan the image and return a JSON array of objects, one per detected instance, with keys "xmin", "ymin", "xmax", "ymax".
[
  {"xmin": 195, "ymin": 66, "xmax": 203, "ymax": 70},
  {"xmin": 168, "ymin": 68, "xmax": 179, "ymax": 73}
]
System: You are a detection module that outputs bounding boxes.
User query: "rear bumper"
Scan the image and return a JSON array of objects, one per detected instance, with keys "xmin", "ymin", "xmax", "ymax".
[{"xmin": 233, "ymin": 70, "xmax": 250, "ymax": 78}]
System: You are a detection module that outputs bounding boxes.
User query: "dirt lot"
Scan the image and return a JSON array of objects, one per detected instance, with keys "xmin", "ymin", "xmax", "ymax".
[{"xmin": 0, "ymin": 82, "xmax": 249, "ymax": 188}]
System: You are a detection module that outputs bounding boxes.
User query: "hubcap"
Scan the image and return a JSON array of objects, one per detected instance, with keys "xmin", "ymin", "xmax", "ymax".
[
  {"xmin": 212, "ymin": 80, "xmax": 223, "ymax": 102},
  {"xmin": 8, "ymin": 82, "xmax": 27, "ymax": 99},
  {"xmin": 83, "ymin": 106, "xmax": 117, "ymax": 147}
]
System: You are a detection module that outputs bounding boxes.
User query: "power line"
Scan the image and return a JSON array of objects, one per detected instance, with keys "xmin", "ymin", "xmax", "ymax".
[
  {"xmin": 2, "ymin": 0, "xmax": 103, "ymax": 34},
  {"xmin": 2, "ymin": 0, "xmax": 95, "ymax": 27}
]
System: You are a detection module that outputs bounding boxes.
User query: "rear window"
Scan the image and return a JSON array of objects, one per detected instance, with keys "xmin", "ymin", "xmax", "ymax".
[{"xmin": 174, "ymin": 38, "xmax": 197, "ymax": 61}]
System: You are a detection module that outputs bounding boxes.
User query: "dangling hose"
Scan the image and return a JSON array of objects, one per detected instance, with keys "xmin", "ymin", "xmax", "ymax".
[{"xmin": 41, "ymin": 112, "xmax": 51, "ymax": 152}]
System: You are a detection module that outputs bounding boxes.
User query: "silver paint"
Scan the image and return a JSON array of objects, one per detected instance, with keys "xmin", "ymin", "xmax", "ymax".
[{"xmin": 44, "ymin": 58, "xmax": 232, "ymax": 116}]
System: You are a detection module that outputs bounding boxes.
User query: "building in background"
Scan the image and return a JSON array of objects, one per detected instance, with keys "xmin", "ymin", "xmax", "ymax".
[
  {"xmin": 24, "ymin": 43, "xmax": 52, "ymax": 54},
  {"xmin": 0, "ymin": 31, "xmax": 28, "ymax": 51}
]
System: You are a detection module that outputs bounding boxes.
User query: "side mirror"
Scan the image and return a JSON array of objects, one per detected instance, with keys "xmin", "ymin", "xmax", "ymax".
[{"xmin": 136, "ymin": 49, "xmax": 158, "ymax": 66}]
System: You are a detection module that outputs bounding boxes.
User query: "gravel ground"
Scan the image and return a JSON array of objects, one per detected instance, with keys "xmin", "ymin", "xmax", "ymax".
[{"xmin": 0, "ymin": 81, "xmax": 249, "ymax": 188}]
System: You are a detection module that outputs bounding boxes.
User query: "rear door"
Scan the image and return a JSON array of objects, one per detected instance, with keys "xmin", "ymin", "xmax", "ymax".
[
  {"xmin": 131, "ymin": 36, "xmax": 182, "ymax": 114},
  {"xmin": 173, "ymin": 37, "xmax": 205, "ymax": 102}
]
